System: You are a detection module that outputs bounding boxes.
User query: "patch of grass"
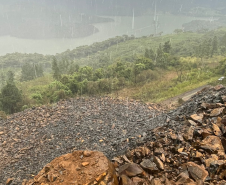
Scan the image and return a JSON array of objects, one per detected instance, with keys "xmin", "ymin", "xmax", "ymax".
[
  {"xmin": 17, "ymin": 74, "xmax": 53, "ymax": 96},
  {"xmin": 113, "ymin": 69, "xmax": 219, "ymax": 104}
]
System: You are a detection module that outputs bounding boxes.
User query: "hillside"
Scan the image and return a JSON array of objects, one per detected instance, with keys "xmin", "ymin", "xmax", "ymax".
[{"xmin": 1, "ymin": 27, "xmax": 226, "ymax": 115}]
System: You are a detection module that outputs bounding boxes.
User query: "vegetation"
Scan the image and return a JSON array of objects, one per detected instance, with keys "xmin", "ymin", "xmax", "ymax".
[{"xmin": 1, "ymin": 27, "xmax": 226, "ymax": 115}]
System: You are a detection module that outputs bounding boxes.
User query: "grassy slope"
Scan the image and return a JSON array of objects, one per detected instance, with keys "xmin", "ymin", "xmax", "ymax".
[
  {"xmin": 110, "ymin": 70, "xmax": 220, "ymax": 103},
  {"xmin": 16, "ymin": 28, "xmax": 226, "ymax": 106},
  {"xmin": 75, "ymin": 32, "xmax": 203, "ymax": 67}
]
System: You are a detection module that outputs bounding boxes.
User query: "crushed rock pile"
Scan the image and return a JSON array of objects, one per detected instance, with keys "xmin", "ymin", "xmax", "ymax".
[
  {"xmin": 0, "ymin": 97, "xmax": 163, "ymax": 184},
  {"xmin": 110, "ymin": 86, "xmax": 226, "ymax": 184},
  {"xmin": 2, "ymin": 85, "xmax": 226, "ymax": 185}
]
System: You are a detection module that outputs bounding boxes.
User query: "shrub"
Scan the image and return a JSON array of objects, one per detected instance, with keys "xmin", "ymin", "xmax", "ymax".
[{"xmin": 0, "ymin": 111, "xmax": 7, "ymax": 120}]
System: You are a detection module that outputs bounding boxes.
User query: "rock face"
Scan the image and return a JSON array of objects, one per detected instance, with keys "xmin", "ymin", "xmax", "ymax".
[{"xmin": 24, "ymin": 151, "xmax": 118, "ymax": 185}]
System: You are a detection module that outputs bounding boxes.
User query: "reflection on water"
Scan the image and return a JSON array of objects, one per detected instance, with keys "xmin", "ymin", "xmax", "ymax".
[{"xmin": 0, "ymin": 15, "xmax": 208, "ymax": 56}]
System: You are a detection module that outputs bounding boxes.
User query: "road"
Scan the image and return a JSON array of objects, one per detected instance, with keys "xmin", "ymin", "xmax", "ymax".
[{"xmin": 161, "ymin": 85, "xmax": 210, "ymax": 109}]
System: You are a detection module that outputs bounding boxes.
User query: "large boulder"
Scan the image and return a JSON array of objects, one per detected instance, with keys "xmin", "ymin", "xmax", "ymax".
[{"xmin": 25, "ymin": 150, "xmax": 118, "ymax": 185}]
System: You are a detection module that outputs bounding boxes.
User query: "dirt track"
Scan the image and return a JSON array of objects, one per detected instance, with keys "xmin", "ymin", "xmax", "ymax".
[{"xmin": 161, "ymin": 85, "xmax": 210, "ymax": 109}]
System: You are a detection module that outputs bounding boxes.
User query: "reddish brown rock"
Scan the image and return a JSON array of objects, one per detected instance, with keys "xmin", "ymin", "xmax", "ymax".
[
  {"xmin": 222, "ymin": 115, "xmax": 226, "ymax": 125},
  {"xmin": 131, "ymin": 177, "xmax": 146, "ymax": 185},
  {"xmin": 209, "ymin": 160, "xmax": 225, "ymax": 177},
  {"xmin": 183, "ymin": 127, "xmax": 194, "ymax": 141},
  {"xmin": 214, "ymin": 84, "xmax": 225, "ymax": 91},
  {"xmin": 150, "ymin": 178, "xmax": 161, "ymax": 185},
  {"xmin": 186, "ymin": 162, "xmax": 208, "ymax": 182},
  {"xmin": 210, "ymin": 107, "xmax": 225, "ymax": 117},
  {"xmin": 25, "ymin": 151, "xmax": 118, "ymax": 185},
  {"xmin": 205, "ymin": 155, "xmax": 219, "ymax": 167},
  {"xmin": 140, "ymin": 159, "xmax": 158, "ymax": 172},
  {"xmin": 212, "ymin": 123, "xmax": 222, "ymax": 136},
  {"xmin": 6, "ymin": 178, "xmax": 13, "ymax": 185},
  {"xmin": 190, "ymin": 114, "xmax": 203, "ymax": 123},
  {"xmin": 120, "ymin": 175, "xmax": 135, "ymax": 185},
  {"xmin": 201, "ymin": 128, "xmax": 213, "ymax": 139},
  {"xmin": 175, "ymin": 172, "xmax": 195, "ymax": 185},
  {"xmin": 153, "ymin": 156, "xmax": 164, "ymax": 170},
  {"xmin": 200, "ymin": 136, "xmax": 225, "ymax": 155},
  {"xmin": 187, "ymin": 120, "xmax": 197, "ymax": 126},
  {"xmin": 222, "ymin": 96, "xmax": 226, "ymax": 102},
  {"xmin": 119, "ymin": 163, "xmax": 144, "ymax": 177}
]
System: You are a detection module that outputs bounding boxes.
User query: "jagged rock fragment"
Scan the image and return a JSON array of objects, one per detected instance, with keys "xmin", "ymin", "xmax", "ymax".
[
  {"xmin": 214, "ymin": 84, "xmax": 225, "ymax": 91},
  {"xmin": 183, "ymin": 127, "xmax": 194, "ymax": 141},
  {"xmin": 205, "ymin": 154, "xmax": 219, "ymax": 168},
  {"xmin": 120, "ymin": 175, "xmax": 135, "ymax": 185},
  {"xmin": 153, "ymin": 156, "xmax": 164, "ymax": 170},
  {"xmin": 200, "ymin": 136, "xmax": 225, "ymax": 155},
  {"xmin": 131, "ymin": 177, "xmax": 146, "ymax": 185},
  {"xmin": 186, "ymin": 162, "xmax": 208, "ymax": 182},
  {"xmin": 175, "ymin": 172, "xmax": 195, "ymax": 184},
  {"xmin": 209, "ymin": 160, "xmax": 225, "ymax": 177},
  {"xmin": 212, "ymin": 123, "xmax": 222, "ymax": 136},
  {"xmin": 6, "ymin": 178, "xmax": 13, "ymax": 185},
  {"xmin": 119, "ymin": 163, "xmax": 144, "ymax": 177},
  {"xmin": 210, "ymin": 107, "xmax": 225, "ymax": 117},
  {"xmin": 150, "ymin": 178, "xmax": 161, "ymax": 185},
  {"xmin": 140, "ymin": 159, "xmax": 158, "ymax": 172},
  {"xmin": 190, "ymin": 114, "xmax": 203, "ymax": 123}
]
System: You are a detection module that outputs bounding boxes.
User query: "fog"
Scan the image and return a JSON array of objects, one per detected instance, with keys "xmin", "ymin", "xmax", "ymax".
[{"xmin": 0, "ymin": 0, "xmax": 225, "ymax": 55}]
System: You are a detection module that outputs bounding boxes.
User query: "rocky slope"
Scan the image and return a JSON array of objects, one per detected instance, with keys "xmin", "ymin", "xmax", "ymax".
[
  {"xmin": 23, "ymin": 84, "xmax": 226, "ymax": 185},
  {"xmin": 2, "ymin": 85, "xmax": 226, "ymax": 184},
  {"xmin": 0, "ymin": 97, "xmax": 163, "ymax": 184}
]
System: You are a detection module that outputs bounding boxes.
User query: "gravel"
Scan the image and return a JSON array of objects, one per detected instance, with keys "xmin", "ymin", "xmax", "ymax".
[{"xmin": 0, "ymin": 86, "xmax": 225, "ymax": 184}]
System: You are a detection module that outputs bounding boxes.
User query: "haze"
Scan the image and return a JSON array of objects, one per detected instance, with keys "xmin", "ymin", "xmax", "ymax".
[{"xmin": 0, "ymin": 0, "xmax": 225, "ymax": 55}]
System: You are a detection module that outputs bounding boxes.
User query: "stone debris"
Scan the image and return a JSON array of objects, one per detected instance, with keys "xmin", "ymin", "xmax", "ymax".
[
  {"xmin": 0, "ymin": 97, "xmax": 164, "ymax": 184},
  {"xmin": 2, "ymin": 85, "xmax": 226, "ymax": 184},
  {"xmin": 108, "ymin": 85, "xmax": 226, "ymax": 185}
]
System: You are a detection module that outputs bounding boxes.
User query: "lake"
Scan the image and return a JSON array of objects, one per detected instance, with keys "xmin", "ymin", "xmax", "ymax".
[{"xmin": 0, "ymin": 14, "xmax": 209, "ymax": 56}]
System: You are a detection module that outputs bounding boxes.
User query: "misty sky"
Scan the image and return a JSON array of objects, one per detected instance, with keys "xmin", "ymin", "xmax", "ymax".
[{"xmin": 0, "ymin": 0, "xmax": 226, "ymax": 16}]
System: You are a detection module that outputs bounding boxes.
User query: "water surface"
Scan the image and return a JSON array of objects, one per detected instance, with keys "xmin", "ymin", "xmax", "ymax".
[{"xmin": 0, "ymin": 14, "xmax": 209, "ymax": 56}]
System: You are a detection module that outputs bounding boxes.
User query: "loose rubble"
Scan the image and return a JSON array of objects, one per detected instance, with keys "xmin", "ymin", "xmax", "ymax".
[
  {"xmin": 110, "ymin": 85, "xmax": 226, "ymax": 184},
  {"xmin": 2, "ymin": 85, "xmax": 226, "ymax": 184},
  {"xmin": 0, "ymin": 97, "xmax": 163, "ymax": 184}
]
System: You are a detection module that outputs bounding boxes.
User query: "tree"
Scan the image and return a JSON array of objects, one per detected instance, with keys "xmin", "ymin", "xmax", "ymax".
[
  {"xmin": 163, "ymin": 41, "xmax": 171, "ymax": 53},
  {"xmin": 21, "ymin": 63, "xmax": 43, "ymax": 81},
  {"xmin": 35, "ymin": 64, "xmax": 44, "ymax": 77},
  {"xmin": 0, "ymin": 72, "xmax": 6, "ymax": 87},
  {"xmin": 211, "ymin": 36, "xmax": 218, "ymax": 57},
  {"xmin": 6, "ymin": 71, "xmax": 14, "ymax": 83},
  {"xmin": 156, "ymin": 44, "xmax": 166, "ymax": 68},
  {"xmin": 52, "ymin": 58, "xmax": 61, "ymax": 80},
  {"xmin": 93, "ymin": 68, "xmax": 104, "ymax": 81},
  {"xmin": 133, "ymin": 63, "xmax": 145, "ymax": 84},
  {"xmin": 221, "ymin": 33, "xmax": 226, "ymax": 47},
  {"xmin": 145, "ymin": 48, "xmax": 155, "ymax": 61},
  {"xmin": 21, "ymin": 63, "xmax": 35, "ymax": 81},
  {"xmin": 0, "ymin": 82, "xmax": 22, "ymax": 114}
]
